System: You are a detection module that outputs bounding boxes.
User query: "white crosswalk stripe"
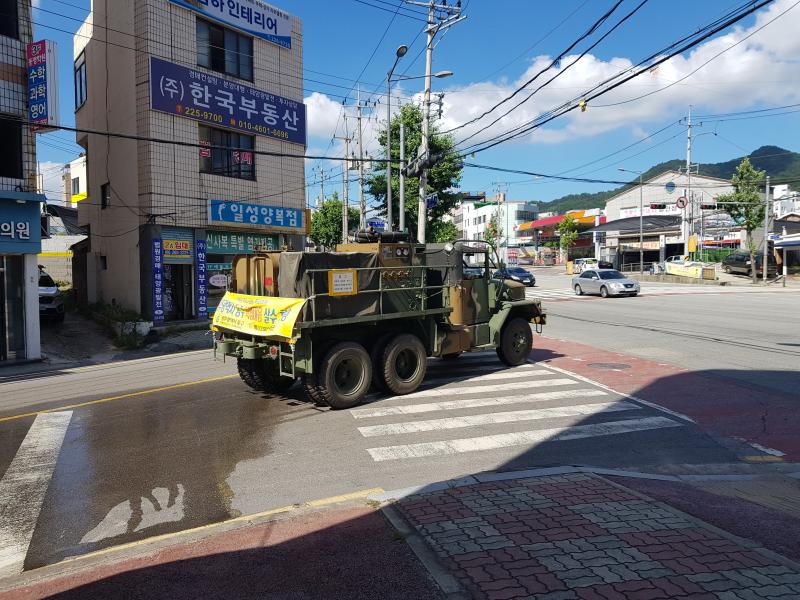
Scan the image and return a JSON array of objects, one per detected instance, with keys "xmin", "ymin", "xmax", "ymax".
[{"xmin": 353, "ymin": 355, "xmax": 684, "ymax": 462}]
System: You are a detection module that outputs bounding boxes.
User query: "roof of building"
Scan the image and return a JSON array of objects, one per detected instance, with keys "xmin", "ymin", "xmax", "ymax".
[
  {"xmin": 605, "ymin": 170, "xmax": 733, "ymax": 205},
  {"xmin": 585, "ymin": 215, "xmax": 681, "ymax": 234},
  {"xmin": 45, "ymin": 204, "xmax": 87, "ymax": 235},
  {"xmin": 518, "ymin": 210, "xmax": 605, "ymax": 232}
]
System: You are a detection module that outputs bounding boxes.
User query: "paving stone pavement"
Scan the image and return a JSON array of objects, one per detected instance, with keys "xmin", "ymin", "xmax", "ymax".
[{"xmin": 394, "ymin": 473, "xmax": 800, "ymax": 600}]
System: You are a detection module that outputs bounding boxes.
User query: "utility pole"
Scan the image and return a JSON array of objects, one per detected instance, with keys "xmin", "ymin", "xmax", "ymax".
[
  {"xmin": 408, "ymin": 0, "xmax": 464, "ymax": 243},
  {"xmin": 334, "ymin": 116, "xmax": 352, "ymax": 243},
  {"xmin": 399, "ymin": 121, "xmax": 406, "ymax": 232},
  {"xmin": 762, "ymin": 175, "xmax": 770, "ymax": 281},
  {"xmin": 683, "ymin": 105, "xmax": 693, "ymax": 257},
  {"xmin": 356, "ymin": 93, "xmax": 366, "ymax": 230}
]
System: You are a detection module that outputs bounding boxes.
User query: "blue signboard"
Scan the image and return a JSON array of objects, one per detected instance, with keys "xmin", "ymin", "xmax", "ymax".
[
  {"xmin": 150, "ymin": 57, "xmax": 306, "ymax": 146},
  {"xmin": 152, "ymin": 238, "xmax": 165, "ymax": 324},
  {"xmin": 196, "ymin": 239, "xmax": 208, "ymax": 320},
  {"xmin": 209, "ymin": 199, "xmax": 304, "ymax": 231},
  {"xmin": 426, "ymin": 193, "xmax": 438, "ymax": 209},
  {"xmin": 0, "ymin": 198, "xmax": 42, "ymax": 254},
  {"xmin": 26, "ymin": 41, "xmax": 58, "ymax": 132},
  {"xmin": 168, "ymin": 0, "xmax": 292, "ymax": 49},
  {"xmin": 367, "ymin": 220, "xmax": 385, "ymax": 231}
]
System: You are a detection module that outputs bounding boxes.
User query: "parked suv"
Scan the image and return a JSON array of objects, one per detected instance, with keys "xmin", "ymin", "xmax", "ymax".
[
  {"xmin": 39, "ymin": 268, "xmax": 65, "ymax": 322},
  {"xmin": 721, "ymin": 251, "xmax": 778, "ymax": 277}
]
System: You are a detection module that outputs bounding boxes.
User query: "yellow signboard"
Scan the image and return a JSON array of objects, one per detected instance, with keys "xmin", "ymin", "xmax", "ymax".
[
  {"xmin": 328, "ymin": 269, "xmax": 358, "ymax": 296},
  {"xmin": 212, "ymin": 292, "xmax": 306, "ymax": 339}
]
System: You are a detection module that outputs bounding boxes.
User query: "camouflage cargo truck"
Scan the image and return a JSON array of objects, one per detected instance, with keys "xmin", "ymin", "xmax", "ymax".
[{"xmin": 211, "ymin": 239, "xmax": 545, "ymax": 409}]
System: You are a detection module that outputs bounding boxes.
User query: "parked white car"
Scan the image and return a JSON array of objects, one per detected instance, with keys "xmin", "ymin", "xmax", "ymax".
[{"xmin": 573, "ymin": 258, "xmax": 598, "ymax": 273}]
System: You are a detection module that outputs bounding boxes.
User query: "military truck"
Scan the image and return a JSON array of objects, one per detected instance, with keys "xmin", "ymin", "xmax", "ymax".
[{"xmin": 211, "ymin": 238, "xmax": 545, "ymax": 409}]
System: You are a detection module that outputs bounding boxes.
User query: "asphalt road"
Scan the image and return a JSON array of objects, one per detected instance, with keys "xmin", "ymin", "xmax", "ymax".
[
  {"xmin": 1, "ymin": 274, "xmax": 797, "ymax": 576},
  {"xmin": 528, "ymin": 270, "xmax": 800, "ymax": 396}
]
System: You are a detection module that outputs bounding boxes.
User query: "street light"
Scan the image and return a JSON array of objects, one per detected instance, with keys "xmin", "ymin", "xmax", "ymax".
[
  {"xmin": 385, "ymin": 45, "xmax": 408, "ymax": 232},
  {"xmin": 619, "ymin": 167, "xmax": 644, "ymax": 276}
]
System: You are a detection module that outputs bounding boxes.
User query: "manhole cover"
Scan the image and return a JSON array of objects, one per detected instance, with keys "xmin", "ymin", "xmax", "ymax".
[{"xmin": 587, "ymin": 362, "xmax": 631, "ymax": 370}]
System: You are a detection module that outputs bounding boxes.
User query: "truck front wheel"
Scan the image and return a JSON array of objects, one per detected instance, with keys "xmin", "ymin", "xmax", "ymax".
[
  {"xmin": 319, "ymin": 342, "xmax": 372, "ymax": 410},
  {"xmin": 496, "ymin": 318, "xmax": 533, "ymax": 366},
  {"xmin": 382, "ymin": 334, "xmax": 427, "ymax": 396}
]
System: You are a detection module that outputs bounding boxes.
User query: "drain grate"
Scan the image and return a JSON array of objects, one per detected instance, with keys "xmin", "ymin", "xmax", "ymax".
[{"xmin": 587, "ymin": 362, "xmax": 631, "ymax": 370}]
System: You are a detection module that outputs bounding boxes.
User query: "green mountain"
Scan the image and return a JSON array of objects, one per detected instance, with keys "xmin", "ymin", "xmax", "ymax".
[{"xmin": 537, "ymin": 146, "xmax": 800, "ymax": 214}]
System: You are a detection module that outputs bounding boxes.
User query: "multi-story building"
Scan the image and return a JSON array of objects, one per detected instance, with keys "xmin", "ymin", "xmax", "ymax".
[
  {"xmin": 63, "ymin": 154, "xmax": 87, "ymax": 207},
  {"xmin": 452, "ymin": 193, "xmax": 538, "ymax": 261},
  {"xmin": 0, "ymin": 0, "xmax": 46, "ymax": 362},
  {"xmin": 73, "ymin": 0, "xmax": 306, "ymax": 322}
]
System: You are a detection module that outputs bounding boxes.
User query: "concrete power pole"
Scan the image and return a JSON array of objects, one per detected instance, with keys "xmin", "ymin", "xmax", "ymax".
[
  {"xmin": 334, "ymin": 118, "xmax": 352, "ymax": 243},
  {"xmin": 409, "ymin": 0, "xmax": 464, "ymax": 243},
  {"xmin": 399, "ymin": 121, "xmax": 406, "ymax": 232},
  {"xmin": 356, "ymin": 100, "xmax": 366, "ymax": 230},
  {"xmin": 683, "ymin": 106, "xmax": 693, "ymax": 256},
  {"xmin": 762, "ymin": 175, "xmax": 770, "ymax": 281}
]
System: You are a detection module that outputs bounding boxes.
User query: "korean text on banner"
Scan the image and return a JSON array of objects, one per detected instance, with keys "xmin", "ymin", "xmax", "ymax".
[
  {"xmin": 168, "ymin": 0, "xmax": 292, "ymax": 49},
  {"xmin": 26, "ymin": 40, "xmax": 59, "ymax": 132},
  {"xmin": 209, "ymin": 199, "xmax": 304, "ymax": 231},
  {"xmin": 150, "ymin": 57, "xmax": 306, "ymax": 145},
  {"xmin": 212, "ymin": 292, "xmax": 305, "ymax": 339}
]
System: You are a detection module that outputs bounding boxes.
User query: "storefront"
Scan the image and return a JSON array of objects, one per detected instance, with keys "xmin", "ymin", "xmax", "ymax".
[
  {"xmin": 205, "ymin": 230, "xmax": 278, "ymax": 314},
  {"xmin": 0, "ymin": 192, "xmax": 45, "ymax": 363}
]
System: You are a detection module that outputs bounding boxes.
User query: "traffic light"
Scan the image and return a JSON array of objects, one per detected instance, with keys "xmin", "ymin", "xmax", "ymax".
[
  {"xmin": 700, "ymin": 204, "xmax": 717, "ymax": 210},
  {"xmin": 650, "ymin": 203, "xmax": 667, "ymax": 209}
]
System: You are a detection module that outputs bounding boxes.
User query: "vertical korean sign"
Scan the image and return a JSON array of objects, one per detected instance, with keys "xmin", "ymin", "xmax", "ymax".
[
  {"xmin": 196, "ymin": 239, "xmax": 208, "ymax": 320},
  {"xmin": 152, "ymin": 238, "xmax": 165, "ymax": 324},
  {"xmin": 26, "ymin": 40, "xmax": 59, "ymax": 132}
]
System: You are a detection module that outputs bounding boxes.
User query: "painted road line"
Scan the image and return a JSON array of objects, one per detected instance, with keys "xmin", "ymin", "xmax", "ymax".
[
  {"xmin": 352, "ymin": 388, "xmax": 610, "ymax": 419},
  {"xmin": 357, "ymin": 401, "xmax": 641, "ymax": 437},
  {"xmin": 393, "ymin": 377, "xmax": 579, "ymax": 400},
  {"xmin": 424, "ymin": 363, "xmax": 525, "ymax": 375},
  {"xmin": 0, "ymin": 374, "xmax": 238, "ymax": 424},
  {"xmin": 366, "ymin": 416, "xmax": 682, "ymax": 461},
  {"xmin": 0, "ymin": 412, "xmax": 72, "ymax": 577},
  {"xmin": 423, "ymin": 366, "xmax": 550, "ymax": 385}
]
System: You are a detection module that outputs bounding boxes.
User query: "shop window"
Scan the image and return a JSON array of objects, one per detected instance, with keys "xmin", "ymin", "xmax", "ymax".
[
  {"xmin": 74, "ymin": 52, "xmax": 87, "ymax": 109},
  {"xmin": 0, "ymin": 117, "xmax": 22, "ymax": 179},
  {"xmin": 196, "ymin": 18, "xmax": 253, "ymax": 81},
  {"xmin": 0, "ymin": 0, "xmax": 19, "ymax": 39},
  {"xmin": 199, "ymin": 125, "xmax": 255, "ymax": 180},
  {"xmin": 100, "ymin": 183, "xmax": 110, "ymax": 209}
]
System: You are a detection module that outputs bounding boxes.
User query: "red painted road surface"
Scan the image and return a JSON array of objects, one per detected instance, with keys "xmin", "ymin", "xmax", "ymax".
[{"xmin": 531, "ymin": 336, "xmax": 799, "ymax": 460}]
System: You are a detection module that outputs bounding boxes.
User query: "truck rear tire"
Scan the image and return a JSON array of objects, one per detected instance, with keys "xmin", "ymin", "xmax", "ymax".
[
  {"xmin": 370, "ymin": 333, "xmax": 394, "ymax": 393},
  {"xmin": 496, "ymin": 318, "xmax": 533, "ymax": 367},
  {"xmin": 237, "ymin": 358, "xmax": 295, "ymax": 394},
  {"xmin": 318, "ymin": 342, "xmax": 372, "ymax": 410},
  {"xmin": 382, "ymin": 334, "xmax": 427, "ymax": 396}
]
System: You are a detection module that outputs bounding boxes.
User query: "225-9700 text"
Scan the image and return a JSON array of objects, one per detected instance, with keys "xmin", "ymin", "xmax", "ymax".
[{"xmin": 184, "ymin": 107, "xmax": 223, "ymax": 123}]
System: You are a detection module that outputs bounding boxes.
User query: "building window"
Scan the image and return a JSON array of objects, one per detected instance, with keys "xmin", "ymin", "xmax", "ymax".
[
  {"xmin": 74, "ymin": 53, "xmax": 87, "ymax": 109},
  {"xmin": 101, "ymin": 183, "xmax": 110, "ymax": 209},
  {"xmin": 517, "ymin": 211, "xmax": 537, "ymax": 222},
  {"xmin": 0, "ymin": 117, "xmax": 22, "ymax": 179},
  {"xmin": 0, "ymin": 0, "xmax": 19, "ymax": 39},
  {"xmin": 199, "ymin": 125, "xmax": 255, "ymax": 180},
  {"xmin": 196, "ymin": 18, "xmax": 253, "ymax": 81},
  {"xmin": 71, "ymin": 177, "xmax": 80, "ymax": 195}
]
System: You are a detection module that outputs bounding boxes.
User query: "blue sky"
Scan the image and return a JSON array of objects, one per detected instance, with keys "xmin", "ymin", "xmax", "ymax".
[{"xmin": 32, "ymin": 0, "xmax": 800, "ymax": 206}]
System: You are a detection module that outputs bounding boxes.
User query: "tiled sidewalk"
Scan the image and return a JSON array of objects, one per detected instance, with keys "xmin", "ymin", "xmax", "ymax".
[{"xmin": 394, "ymin": 473, "xmax": 800, "ymax": 600}]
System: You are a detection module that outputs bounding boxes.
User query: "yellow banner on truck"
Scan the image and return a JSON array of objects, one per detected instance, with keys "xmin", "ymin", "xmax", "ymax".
[{"xmin": 212, "ymin": 292, "xmax": 306, "ymax": 339}]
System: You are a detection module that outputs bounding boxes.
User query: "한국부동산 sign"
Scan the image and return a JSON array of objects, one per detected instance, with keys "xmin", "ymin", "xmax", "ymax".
[
  {"xmin": 150, "ymin": 57, "xmax": 306, "ymax": 145},
  {"xmin": 169, "ymin": 0, "xmax": 292, "ymax": 49}
]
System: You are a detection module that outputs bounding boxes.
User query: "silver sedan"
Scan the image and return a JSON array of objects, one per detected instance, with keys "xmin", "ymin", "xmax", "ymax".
[{"xmin": 572, "ymin": 269, "xmax": 640, "ymax": 298}]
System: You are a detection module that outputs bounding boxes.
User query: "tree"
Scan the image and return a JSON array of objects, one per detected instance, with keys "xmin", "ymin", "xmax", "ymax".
[
  {"xmin": 309, "ymin": 192, "xmax": 360, "ymax": 249},
  {"xmin": 484, "ymin": 210, "xmax": 503, "ymax": 248},
  {"xmin": 366, "ymin": 103, "xmax": 463, "ymax": 242},
  {"xmin": 429, "ymin": 220, "xmax": 460, "ymax": 243},
  {"xmin": 716, "ymin": 157, "xmax": 765, "ymax": 283},
  {"xmin": 557, "ymin": 215, "xmax": 579, "ymax": 260}
]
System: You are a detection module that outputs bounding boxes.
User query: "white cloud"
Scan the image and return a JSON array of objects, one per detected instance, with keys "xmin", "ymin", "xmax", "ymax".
[{"xmin": 305, "ymin": 0, "xmax": 800, "ymax": 154}]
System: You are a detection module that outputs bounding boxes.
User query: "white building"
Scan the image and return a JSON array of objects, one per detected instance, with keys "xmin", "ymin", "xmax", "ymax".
[
  {"xmin": 63, "ymin": 155, "xmax": 87, "ymax": 208},
  {"xmin": 453, "ymin": 193, "xmax": 538, "ymax": 260},
  {"xmin": 772, "ymin": 184, "xmax": 800, "ymax": 219}
]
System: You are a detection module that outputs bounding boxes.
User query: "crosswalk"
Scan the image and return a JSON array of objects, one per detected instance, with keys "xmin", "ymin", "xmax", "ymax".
[
  {"xmin": 351, "ymin": 353, "xmax": 683, "ymax": 462},
  {"xmin": 524, "ymin": 284, "xmax": 794, "ymax": 302}
]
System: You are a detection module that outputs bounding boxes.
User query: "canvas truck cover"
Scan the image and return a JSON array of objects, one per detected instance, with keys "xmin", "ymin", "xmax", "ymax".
[{"xmin": 278, "ymin": 252, "xmax": 380, "ymax": 320}]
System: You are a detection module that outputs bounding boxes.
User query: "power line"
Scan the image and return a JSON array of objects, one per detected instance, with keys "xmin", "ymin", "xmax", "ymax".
[
  {"xmin": 457, "ymin": 0, "xmax": 776, "ymax": 157},
  {"xmin": 352, "ymin": 0, "xmax": 427, "ymax": 21}
]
